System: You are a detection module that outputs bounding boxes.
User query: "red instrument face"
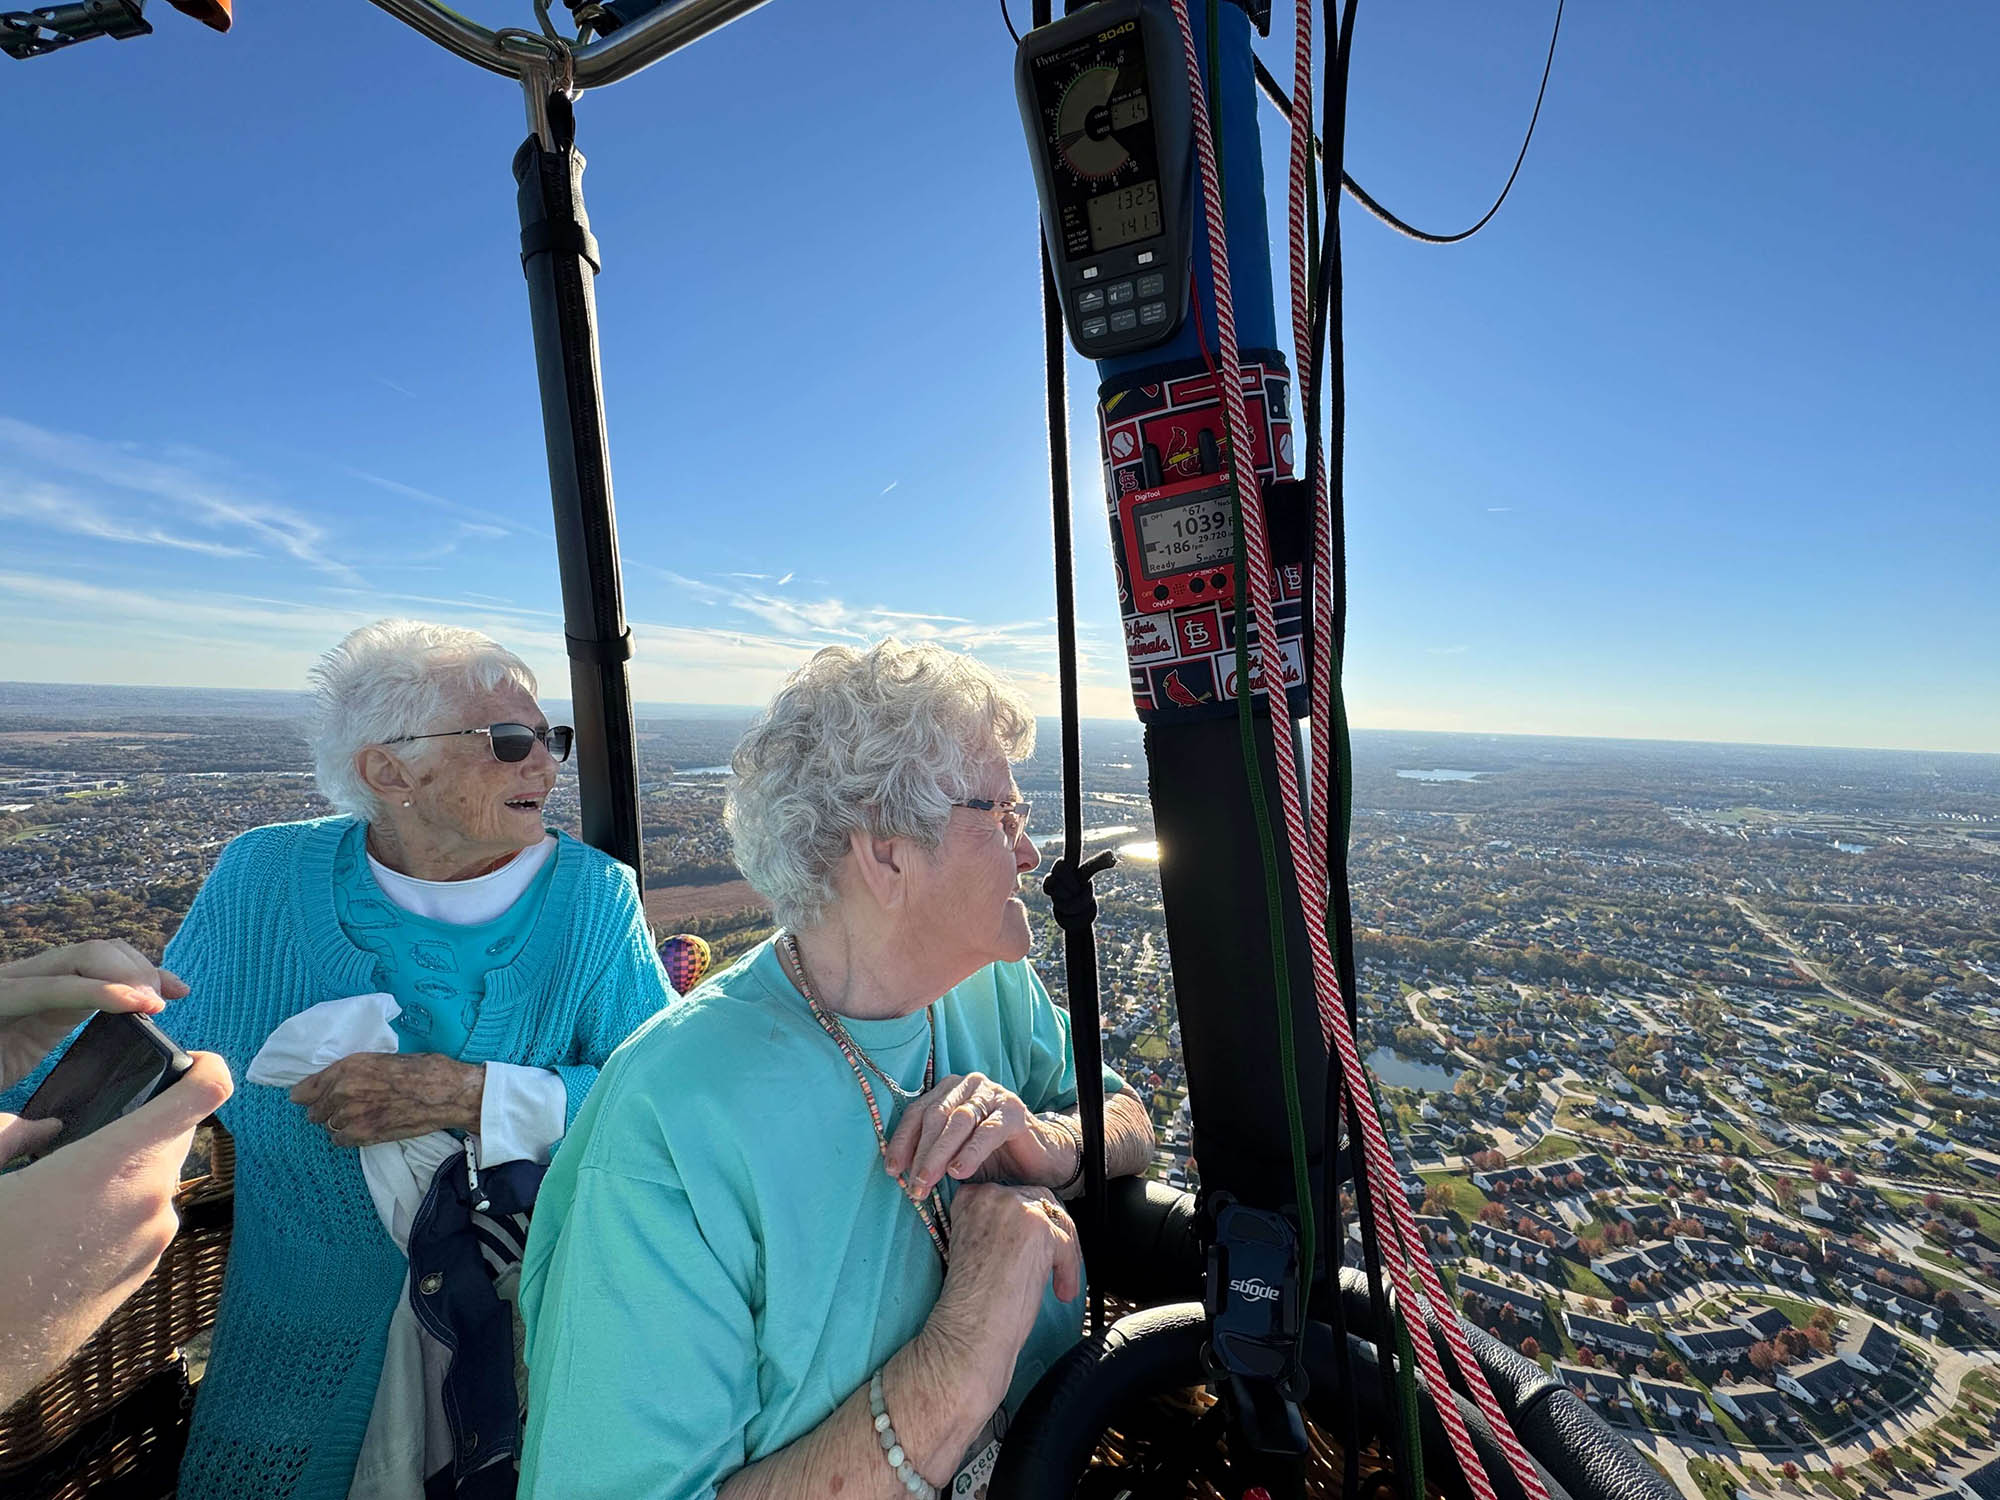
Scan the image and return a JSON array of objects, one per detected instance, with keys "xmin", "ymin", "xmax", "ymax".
[{"xmin": 1118, "ymin": 474, "xmax": 1237, "ymax": 614}]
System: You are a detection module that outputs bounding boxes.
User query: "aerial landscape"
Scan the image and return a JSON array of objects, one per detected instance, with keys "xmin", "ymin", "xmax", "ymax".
[{"xmin": 5, "ymin": 682, "xmax": 1999, "ymax": 1500}]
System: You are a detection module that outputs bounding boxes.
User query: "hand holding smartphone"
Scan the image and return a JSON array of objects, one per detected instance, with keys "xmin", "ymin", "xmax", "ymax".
[{"xmin": 6, "ymin": 1011, "xmax": 195, "ymax": 1166}]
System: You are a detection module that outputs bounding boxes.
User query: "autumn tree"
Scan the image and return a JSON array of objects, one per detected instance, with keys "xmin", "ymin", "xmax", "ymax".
[
  {"xmin": 1811, "ymin": 1160, "xmax": 1832, "ymax": 1184},
  {"xmin": 1839, "ymin": 1167, "xmax": 1858, "ymax": 1187},
  {"xmin": 1748, "ymin": 1341, "xmax": 1777, "ymax": 1373},
  {"xmin": 1521, "ymin": 1336, "xmax": 1541, "ymax": 1359},
  {"xmin": 1782, "ymin": 1462, "xmax": 1799, "ymax": 1481},
  {"xmin": 1611, "ymin": 1296, "xmax": 1629, "ymax": 1317}
]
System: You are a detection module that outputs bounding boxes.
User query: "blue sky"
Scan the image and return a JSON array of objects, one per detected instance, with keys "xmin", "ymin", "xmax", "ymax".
[{"xmin": 0, "ymin": 2, "xmax": 1994, "ymax": 751}]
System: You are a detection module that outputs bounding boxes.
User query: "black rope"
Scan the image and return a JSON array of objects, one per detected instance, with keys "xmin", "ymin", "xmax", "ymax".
[
  {"xmin": 1253, "ymin": 0, "xmax": 1563, "ymax": 246},
  {"xmin": 1001, "ymin": 0, "xmax": 1021, "ymax": 45}
]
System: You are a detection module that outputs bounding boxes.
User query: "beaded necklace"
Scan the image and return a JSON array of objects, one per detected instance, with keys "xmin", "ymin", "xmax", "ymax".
[{"xmin": 781, "ymin": 933, "xmax": 950, "ymax": 1265}]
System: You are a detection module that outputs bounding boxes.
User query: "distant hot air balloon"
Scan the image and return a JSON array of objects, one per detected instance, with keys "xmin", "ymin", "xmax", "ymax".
[{"xmin": 660, "ymin": 933, "xmax": 712, "ymax": 995}]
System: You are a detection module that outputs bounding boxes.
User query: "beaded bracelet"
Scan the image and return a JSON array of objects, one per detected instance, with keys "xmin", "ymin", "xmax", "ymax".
[{"xmin": 868, "ymin": 1369, "xmax": 938, "ymax": 1499}]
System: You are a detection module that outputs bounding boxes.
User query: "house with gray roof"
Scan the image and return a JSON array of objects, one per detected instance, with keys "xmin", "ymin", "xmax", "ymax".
[
  {"xmin": 1732, "ymin": 1306, "xmax": 1791, "ymax": 1342},
  {"xmin": 1456, "ymin": 1273, "xmax": 1547, "ymax": 1321},
  {"xmin": 1710, "ymin": 1380, "xmax": 1792, "ymax": 1433},
  {"xmin": 1665, "ymin": 1322, "xmax": 1756, "ymax": 1366},
  {"xmin": 1628, "ymin": 1376, "xmax": 1712, "ymax": 1424},
  {"xmin": 1553, "ymin": 1363, "xmax": 1632, "ymax": 1410},
  {"xmin": 1775, "ymin": 1354, "xmax": 1858, "ymax": 1408},
  {"xmin": 1562, "ymin": 1311, "xmax": 1658, "ymax": 1358},
  {"xmin": 1835, "ymin": 1317, "xmax": 1902, "ymax": 1376}
]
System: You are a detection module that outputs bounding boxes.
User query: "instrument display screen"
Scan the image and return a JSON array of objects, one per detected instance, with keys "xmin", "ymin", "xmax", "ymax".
[
  {"xmin": 1134, "ymin": 484, "xmax": 1234, "ymax": 578},
  {"xmin": 1028, "ymin": 22, "xmax": 1165, "ymax": 260}
]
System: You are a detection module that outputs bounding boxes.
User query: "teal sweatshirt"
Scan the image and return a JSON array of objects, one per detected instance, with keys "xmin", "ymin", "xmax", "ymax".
[{"xmin": 516, "ymin": 938, "xmax": 1128, "ymax": 1500}]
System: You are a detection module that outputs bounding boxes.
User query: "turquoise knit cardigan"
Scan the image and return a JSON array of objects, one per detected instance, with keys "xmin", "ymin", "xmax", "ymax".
[{"xmin": 3, "ymin": 817, "xmax": 674, "ymax": 1500}]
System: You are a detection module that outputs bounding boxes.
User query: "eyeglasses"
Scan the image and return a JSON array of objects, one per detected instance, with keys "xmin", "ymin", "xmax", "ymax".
[
  {"xmin": 953, "ymin": 797, "xmax": 1032, "ymax": 841},
  {"xmin": 382, "ymin": 722, "xmax": 574, "ymax": 764}
]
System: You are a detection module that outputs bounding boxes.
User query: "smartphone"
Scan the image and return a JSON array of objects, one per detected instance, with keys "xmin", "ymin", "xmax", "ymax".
[{"xmin": 13, "ymin": 1011, "xmax": 194, "ymax": 1163}]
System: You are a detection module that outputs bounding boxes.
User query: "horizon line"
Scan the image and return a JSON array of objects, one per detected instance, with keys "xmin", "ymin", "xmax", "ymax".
[{"xmin": 2, "ymin": 680, "xmax": 1997, "ymax": 761}]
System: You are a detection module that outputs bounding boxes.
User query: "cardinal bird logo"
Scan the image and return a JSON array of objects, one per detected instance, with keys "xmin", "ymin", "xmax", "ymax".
[
  {"xmin": 1163, "ymin": 669, "xmax": 1208, "ymax": 708},
  {"xmin": 1162, "ymin": 425, "xmax": 1200, "ymax": 477}
]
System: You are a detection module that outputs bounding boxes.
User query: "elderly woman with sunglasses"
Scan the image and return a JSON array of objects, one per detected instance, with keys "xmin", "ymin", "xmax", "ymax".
[
  {"xmin": 17, "ymin": 620, "xmax": 675, "ymax": 1499},
  {"xmin": 516, "ymin": 640, "xmax": 1156, "ymax": 1500}
]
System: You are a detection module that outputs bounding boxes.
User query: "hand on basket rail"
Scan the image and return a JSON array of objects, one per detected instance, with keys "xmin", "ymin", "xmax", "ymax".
[
  {"xmin": 0, "ymin": 1048, "xmax": 231, "ymax": 1414},
  {"xmin": 0, "ymin": 939, "xmax": 188, "ymax": 1094}
]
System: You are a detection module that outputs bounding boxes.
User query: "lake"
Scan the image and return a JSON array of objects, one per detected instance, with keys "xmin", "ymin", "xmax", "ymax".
[
  {"xmin": 1366, "ymin": 1045, "xmax": 1462, "ymax": 1092},
  {"xmin": 1397, "ymin": 769, "xmax": 1487, "ymax": 783}
]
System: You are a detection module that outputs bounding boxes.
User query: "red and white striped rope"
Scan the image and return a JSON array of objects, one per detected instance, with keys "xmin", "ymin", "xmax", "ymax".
[{"xmin": 1168, "ymin": 3, "xmax": 1553, "ymax": 1497}]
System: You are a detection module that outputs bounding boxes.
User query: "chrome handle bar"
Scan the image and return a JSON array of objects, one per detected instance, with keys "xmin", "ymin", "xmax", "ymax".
[{"xmin": 364, "ymin": 0, "xmax": 771, "ymax": 89}]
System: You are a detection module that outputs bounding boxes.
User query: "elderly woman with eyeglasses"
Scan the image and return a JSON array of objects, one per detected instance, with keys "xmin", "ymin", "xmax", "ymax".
[
  {"xmin": 0, "ymin": 620, "xmax": 674, "ymax": 1499},
  {"xmin": 516, "ymin": 640, "xmax": 1156, "ymax": 1500}
]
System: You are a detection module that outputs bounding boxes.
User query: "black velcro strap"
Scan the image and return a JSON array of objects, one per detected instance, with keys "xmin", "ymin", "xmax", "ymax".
[
  {"xmin": 520, "ymin": 219, "xmax": 602, "ymax": 273},
  {"xmin": 565, "ymin": 630, "xmax": 633, "ymax": 665}
]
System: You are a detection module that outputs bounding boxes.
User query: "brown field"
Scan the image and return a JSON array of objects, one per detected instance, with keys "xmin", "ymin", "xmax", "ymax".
[{"xmin": 643, "ymin": 879, "xmax": 769, "ymax": 928}]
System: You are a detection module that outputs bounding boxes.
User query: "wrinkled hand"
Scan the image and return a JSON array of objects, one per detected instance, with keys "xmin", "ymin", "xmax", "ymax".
[
  {"xmin": 0, "ymin": 939, "xmax": 187, "ymax": 1094},
  {"xmin": 921, "ymin": 1182, "xmax": 1081, "ymax": 1413},
  {"xmin": 883, "ymin": 1072, "xmax": 1067, "ymax": 1200},
  {"xmin": 290, "ymin": 1052, "xmax": 483, "ymax": 1146}
]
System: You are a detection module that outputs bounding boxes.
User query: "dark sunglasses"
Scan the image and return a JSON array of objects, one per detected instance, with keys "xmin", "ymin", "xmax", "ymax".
[{"xmin": 383, "ymin": 722, "xmax": 574, "ymax": 764}]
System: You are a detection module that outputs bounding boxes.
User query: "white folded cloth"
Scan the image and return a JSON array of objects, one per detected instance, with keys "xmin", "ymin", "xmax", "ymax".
[{"xmin": 247, "ymin": 993, "xmax": 457, "ymax": 1249}]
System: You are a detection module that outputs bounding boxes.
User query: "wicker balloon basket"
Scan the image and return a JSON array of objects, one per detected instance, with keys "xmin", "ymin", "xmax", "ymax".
[{"xmin": 0, "ymin": 1120, "xmax": 234, "ymax": 1500}]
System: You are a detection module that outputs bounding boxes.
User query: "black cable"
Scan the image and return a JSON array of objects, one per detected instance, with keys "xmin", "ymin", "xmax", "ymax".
[
  {"xmin": 1253, "ymin": 0, "xmax": 1563, "ymax": 246},
  {"xmin": 1001, "ymin": 0, "xmax": 1020, "ymax": 45},
  {"xmin": 1031, "ymin": 0, "xmax": 1115, "ymax": 1342}
]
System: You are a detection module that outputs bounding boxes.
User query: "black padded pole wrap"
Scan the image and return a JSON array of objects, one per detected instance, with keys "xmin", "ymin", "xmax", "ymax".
[
  {"xmin": 1148, "ymin": 714, "xmax": 1326, "ymax": 1218},
  {"xmin": 513, "ymin": 105, "xmax": 644, "ymax": 879}
]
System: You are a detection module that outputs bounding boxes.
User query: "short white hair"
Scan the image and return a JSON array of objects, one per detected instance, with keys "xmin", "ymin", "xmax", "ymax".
[
  {"xmin": 308, "ymin": 619, "xmax": 538, "ymax": 820},
  {"xmin": 725, "ymin": 640, "xmax": 1036, "ymax": 930}
]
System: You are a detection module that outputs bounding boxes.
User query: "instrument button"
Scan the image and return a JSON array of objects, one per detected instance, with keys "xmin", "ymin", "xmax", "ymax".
[
  {"xmin": 1107, "ymin": 280, "xmax": 1136, "ymax": 306},
  {"xmin": 1137, "ymin": 250, "xmax": 1156, "ymax": 265},
  {"xmin": 1081, "ymin": 316, "xmax": 1109, "ymax": 339},
  {"xmin": 1137, "ymin": 273, "xmax": 1166, "ymax": 298},
  {"xmin": 1081, "ymin": 265, "xmax": 1101, "ymax": 280},
  {"xmin": 1078, "ymin": 288, "xmax": 1106, "ymax": 314},
  {"xmin": 1139, "ymin": 301, "xmax": 1168, "ymax": 326},
  {"xmin": 1189, "ymin": 575, "xmax": 1207, "ymax": 594},
  {"xmin": 1153, "ymin": 584, "xmax": 1171, "ymax": 601},
  {"xmin": 1109, "ymin": 309, "xmax": 1139, "ymax": 332}
]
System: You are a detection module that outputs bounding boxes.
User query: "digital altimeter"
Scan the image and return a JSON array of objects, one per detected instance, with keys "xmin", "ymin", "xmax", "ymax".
[
  {"xmin": 1120, "ymin": 472, "xmax": 1237, "ymax": 613},
  {"xmin": 1016, "ymin": 0, "xmax": 1194, "ymax": 359}
]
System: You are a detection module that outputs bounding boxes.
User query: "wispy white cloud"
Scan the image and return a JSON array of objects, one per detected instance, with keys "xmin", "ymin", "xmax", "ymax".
[
  {"xmin": 343, "ymin": 468, "xmax": 541, "ymax": 539},
  {"xmin": 1425, "ymin": 644, "xmax": 1468, "ymax": 655},
  {"xmin": 880, "ymin": 481, "xmax": 899, "ymax": 495},
  {"xmin": 372, "ymin": 376, "xmax": 418, "ymax": 399},
  {"xmin": 1486, "ymin": 506, "xmax": 1514, "ymax": 513},
  {"xmin": 0, "ymin": 415, "xmax": 364, "ymax": 584},
  {"xmin": 0, "ymin": 479, "xmax": 255, "ymax": 558}
]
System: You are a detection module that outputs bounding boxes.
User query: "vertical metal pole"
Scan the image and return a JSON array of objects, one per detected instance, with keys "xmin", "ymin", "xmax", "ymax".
[{"xmin": 513, "ymin": 75, "xmax": 644, "ymax": 880}]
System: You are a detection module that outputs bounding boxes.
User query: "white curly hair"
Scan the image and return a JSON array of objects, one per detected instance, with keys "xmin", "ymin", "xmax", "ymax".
[
  {"xmin": 725, "ymin": 640, "xmax": 1037, "ymax": 930},
  {"xmin": 307, "ymin": 619, "xmax": 539, "ymax": 820}
]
